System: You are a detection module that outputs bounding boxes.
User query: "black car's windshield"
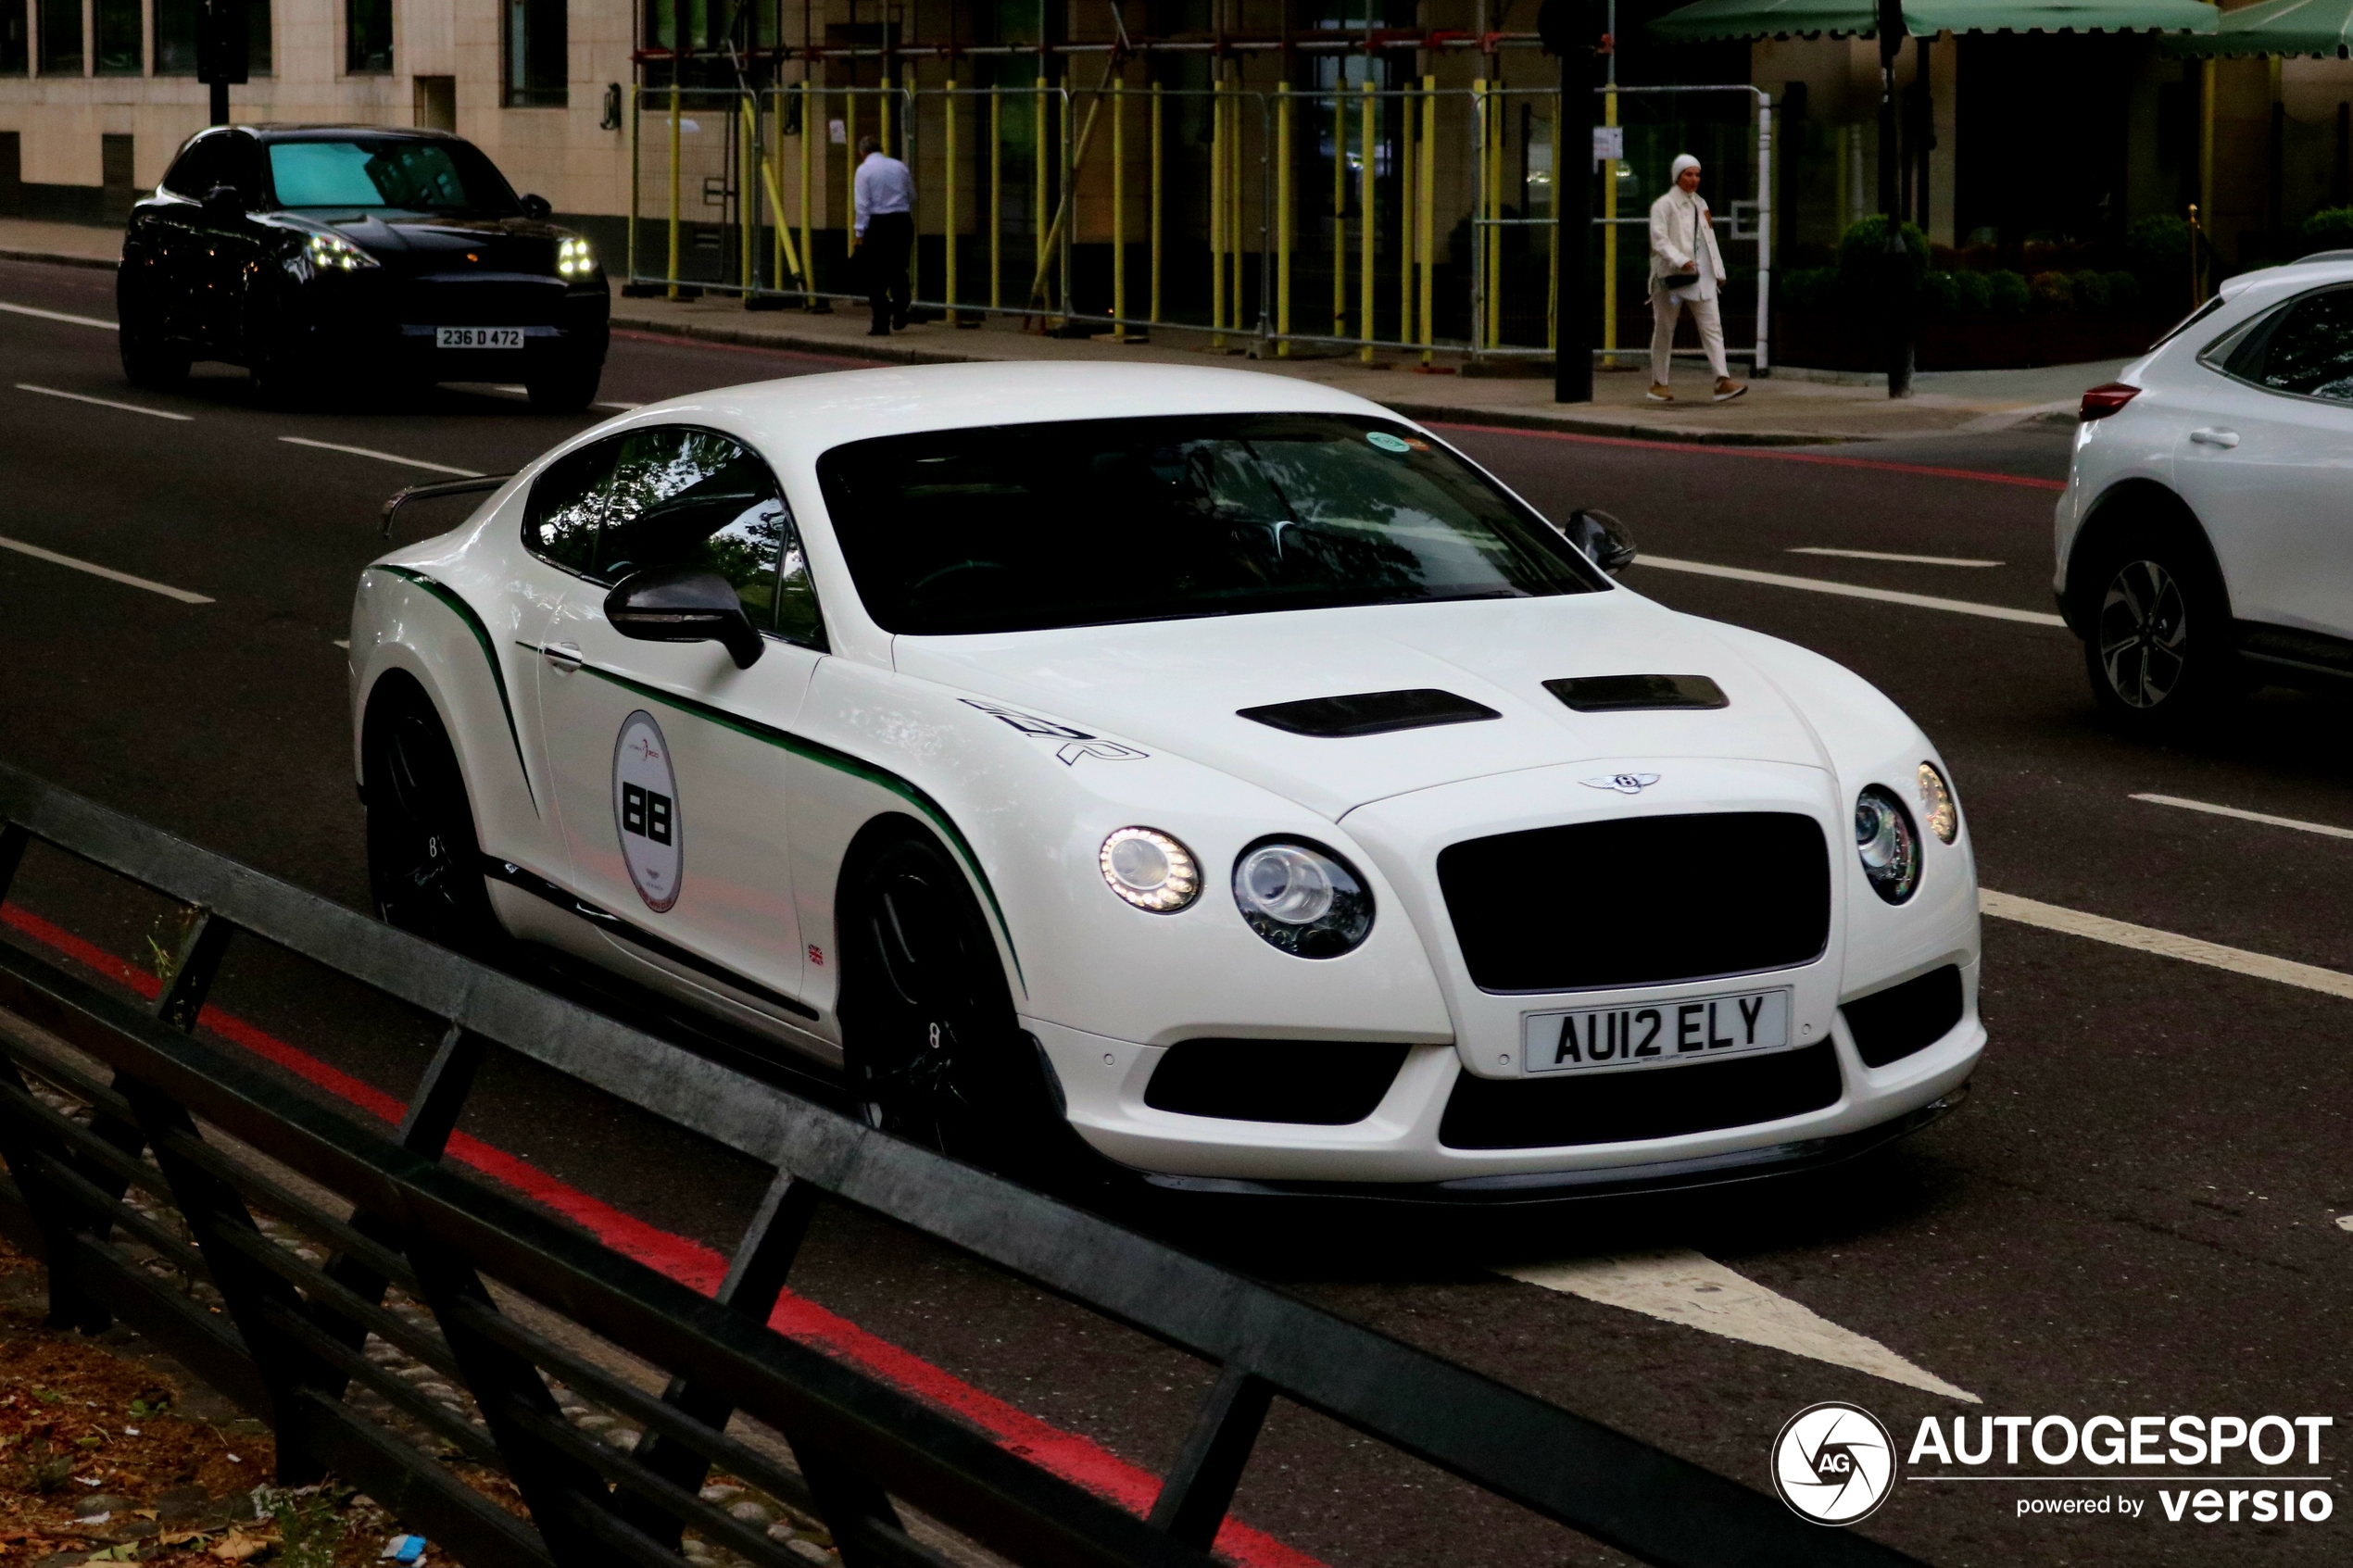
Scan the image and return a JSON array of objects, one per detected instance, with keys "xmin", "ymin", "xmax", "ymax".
[
  {"xmin": 267, "ymin": 138, "xmax": 520, "ymax": 215},
  {"xmin": 817, "ymin": 413, "xmax": 1606, "ymax": 634}
]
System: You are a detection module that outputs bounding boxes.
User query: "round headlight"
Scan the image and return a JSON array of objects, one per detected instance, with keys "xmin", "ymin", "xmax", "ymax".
[
  {"xmin": 1099, "ymin": 827, "xmax": 1199, "ymax": 912},
  {"xmin": 1232, "ymin": 839, "xmax": 1374, "ymax": 958},
  {"xmin": 1916, "ymin": 761, "xmax": 1959, "ymax": 845},
  {"xmin": 1855, "ymin": 785, "xmax": 1920, "ymax": 904}
]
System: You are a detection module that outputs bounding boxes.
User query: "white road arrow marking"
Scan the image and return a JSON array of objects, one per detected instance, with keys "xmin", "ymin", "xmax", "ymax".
[{"xmin": 1504, "ymin": 1249, "xmax": 1980, "ymax": 1402}]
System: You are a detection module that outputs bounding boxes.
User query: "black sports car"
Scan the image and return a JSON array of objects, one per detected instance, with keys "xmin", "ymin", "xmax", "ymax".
[{"xmin": 120, "ymin": 124, "xmax": 610, "ymax": 410}]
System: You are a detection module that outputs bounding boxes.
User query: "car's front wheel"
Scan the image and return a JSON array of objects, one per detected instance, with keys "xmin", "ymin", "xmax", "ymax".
[
  {"xmin": 837, "ymin": 831, "xmax": 1076, "ymax": 1181},
  {"xmin": 119, "ymin": 323, "xmax": 190, "ymax": 391},
  {"xmin": 2081, "ymin": 533, "xmax": 2233, "ymax": 735},
  {"xmin": 362, "ymin": 680, "xmax": 506, "ymax": 955}
]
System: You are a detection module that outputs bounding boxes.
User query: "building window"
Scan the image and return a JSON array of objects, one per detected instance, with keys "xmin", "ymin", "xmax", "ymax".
[
  {"xmin": 347, "ymin": 0, "xmax": 392, "ymax": 75},
  {"xmin": 35, "ymin": 0, "xmax": 79, "ymax": 74},
  {"xmin": 0, "ymin": 0, "xmax": 24, "ymax": 75},
  {"xmin": 94, "ymin": 0, "xmax": 140, "ymax": 74},
  {"xmin": 505, "ymin": 0, "xmax": 566, "ymax": 107}
]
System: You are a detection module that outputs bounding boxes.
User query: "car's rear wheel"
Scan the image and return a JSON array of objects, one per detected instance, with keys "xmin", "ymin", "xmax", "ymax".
[
  {"xmin": 2079, "ymin": 530, "xmax": 2233, "ymax": 736},
  {"xmin": 838, "ymin": 832, "xmax": 1076, "ymax": 1180},
  {"xmin": 527, "ymin": 359, "xmax": 604, "ymax": 412},
  {"xmin": 363, "ymin": 680, "xmax": 505, "ymax": 955}
]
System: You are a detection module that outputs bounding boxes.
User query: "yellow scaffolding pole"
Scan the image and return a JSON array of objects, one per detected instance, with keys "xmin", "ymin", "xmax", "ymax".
[
  {"xmin": 1277, "ymin": 82, "xmax": 1291, "ymax": 357},
  {"xmin": 1359, "ymin": 78, "xmax": 1375, "ymax": 364},
  {"xmin": 1399, "ymin": 83, "xmax": 1415, "ymax": 352},
  {"xmin": 1231, "ymin": 74, "xmax": 1244, "ymax": 344},
  {"xmin": 1484, "ymin": 82, "xmax": 1502, "ymax": 352},
  {"xmin": 799, "ymin": 81, "xmax": 813, "ymax": 306},
  {"xmin": 667, "ymin": 78, "xmax": 683, "ymax": 299},
  {"xmin": 769, "ymin": 92, "xmax": 784, "ymax": 296},
  {"xmin": 740, "ymin": 98, "xmax": 805, "ymax": 292},
  {"xmin": 881, "ymin": 76, "xmax": 893, "ymax": 155},
  {"xmin": 1331, "ymin": 87, "xmax": 1346, "ymax": 339},
  {"xmin": 1469, "ymin": 78, "xmax": 1483, "ymax": 348},
  {"xmin": 627, "ymin": 83, "xmax": 640, "ymax": 283},
  {"xmin": 844, "ymin": 89, "xmax": 858, "ymax": 260},
  {"xmin": 1036, "ymin": 75, "xmax": 1051, "ymax": 314},
  {"xmin": 1602, "ymin": 86, "xmax": 1618, "ymax": 367},
  {"xmin": 1151, "ymin": 82, "xmax": 1164, "ymax": 327},
  {"xmin": 740, "ymin": 97, "xmax": 755, "ymax": 298},
  {"xmin": 945, "ymin": 81, "xmax": 959, "ymax": 325},
  {"xmin": 1418, "ymin": 77, "xmax": 1435, "ymax": 366},
  {"xmin": 989, "ymin": 87, "xmax": 1002, "ymax": 314},
  {"xmin": 1112, "ymin": 77, "xmax": 1126, "ymax": 340},
  {"xmin": 1211, "ymin": 74, "xmax": 1227, "ymax": 350}
]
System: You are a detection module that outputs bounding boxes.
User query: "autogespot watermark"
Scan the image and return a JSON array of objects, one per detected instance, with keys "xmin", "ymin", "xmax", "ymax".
[{"xmin": 1775, "ymin": 1407, "xmax": 2340, "ymax": 1529}]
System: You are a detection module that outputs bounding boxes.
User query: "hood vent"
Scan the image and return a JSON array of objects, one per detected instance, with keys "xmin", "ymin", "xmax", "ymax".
[
  {"xmin": 1239, "ymin": 687, "xmax": 1502, "ymax": 738},
  {"xmin": 1544, "ymin": 673, "xmax": 1728, "ymax": 712}
]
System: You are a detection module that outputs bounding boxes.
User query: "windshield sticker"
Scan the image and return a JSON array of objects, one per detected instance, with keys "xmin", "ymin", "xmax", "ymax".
[
  {"xmin": 612, "ymin": 710, "xmax": 683, "ymax": 912},
  {"xmin": 1365, "ymin": 431, "xmax": 1414, "ymax": 454}
]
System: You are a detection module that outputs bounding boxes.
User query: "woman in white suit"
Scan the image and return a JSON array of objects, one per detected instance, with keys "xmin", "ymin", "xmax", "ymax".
[{"xmin": 1647, "ymin": 154, "xmax": 1746, "ymax": 404}]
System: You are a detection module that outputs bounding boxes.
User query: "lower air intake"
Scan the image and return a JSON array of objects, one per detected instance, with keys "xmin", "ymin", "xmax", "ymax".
[
  {"xmin": 1843, "ymin": 965, "xmax": 1965, "ymax": 1067},
  {"xmin": 1437, "ymin": 1043, "xmax": 1843, "ymax": 1149},
  {"xmin": 1145, "ymin": 1039, "xmax": 1411, "ymax": 1124}
]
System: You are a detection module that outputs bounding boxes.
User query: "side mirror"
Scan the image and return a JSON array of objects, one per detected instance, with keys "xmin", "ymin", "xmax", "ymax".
[
  {"xmin": 1565, "ymin": 508, "xmax": 1638, "ymax": 577},
  {"xmin": 201, "ymin": 182, "xmax": 245, "ymax": 220},
  {"xmin": 604, "ymin": 565, "xmax": 764, "ymax": 669},
  {"xmin": 519, "ymin": 193, "xmax": 553, "ymax": 220}
]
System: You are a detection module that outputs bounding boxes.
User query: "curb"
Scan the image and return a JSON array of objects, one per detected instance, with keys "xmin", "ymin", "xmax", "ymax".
[{"xmin": 0, "ymin": 246, "xmax": 118, "ymax": 272}]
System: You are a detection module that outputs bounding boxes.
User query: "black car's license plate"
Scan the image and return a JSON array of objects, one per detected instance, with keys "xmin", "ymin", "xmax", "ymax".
[{"xmin": 435, "ymin": 327, "xmax": 524, "ymax": 349}]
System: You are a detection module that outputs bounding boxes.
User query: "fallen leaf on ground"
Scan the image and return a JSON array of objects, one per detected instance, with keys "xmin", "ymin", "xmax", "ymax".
[{"xmin": 211, "ymin": 1528, "xmax": 274, "ymax": 1562}]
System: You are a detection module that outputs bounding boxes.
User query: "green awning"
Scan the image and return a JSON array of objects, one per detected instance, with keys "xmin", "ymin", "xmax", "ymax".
[
  {"xmin": 2166, "ymin": 0, "xmax": 2351, "ymax": 56},
  {"xmin": 1650, "ymin": 0, "xmax": 2220, "ymax": 42}
]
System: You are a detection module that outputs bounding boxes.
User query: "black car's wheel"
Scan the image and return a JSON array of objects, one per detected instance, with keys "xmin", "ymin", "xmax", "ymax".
[
  {"xmin": 838, "ymin": 832, "xmax": 1074, "ymax": 1177},
  {"xmin": 2080, "ymin": 531, "xmax": 2233, "ymax": 735},
  {"xmin": 119, "ymin": 324, "xmax": 190, "ymax": 391},
  {"xmin": 527, "ymin": 360, "xmax": 604, "ymax": 412},
  {"xmin": 362, "ymin": 680, "xmax": 505, "ymax": 955}
]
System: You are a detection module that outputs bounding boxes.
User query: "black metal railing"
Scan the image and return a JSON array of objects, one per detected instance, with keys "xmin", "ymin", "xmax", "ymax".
[{"xmin": 0, "ymin": 765, "xmax": 1925, "ymax": 1568}]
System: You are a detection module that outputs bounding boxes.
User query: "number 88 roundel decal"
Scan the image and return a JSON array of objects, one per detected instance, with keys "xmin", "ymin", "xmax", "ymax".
[{"xmin": 612, "ymin": 710, "xmax": 683, "ymax": 912}]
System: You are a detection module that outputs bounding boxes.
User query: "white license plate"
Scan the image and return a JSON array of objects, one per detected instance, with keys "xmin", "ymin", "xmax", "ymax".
[
  {"xmin": 1521, "ymin": 988, "xmax": 1792, "ymax": 1076},
  {"xmin": 435, "ymin": 327, "xmax": 524, "ymax": 349}
]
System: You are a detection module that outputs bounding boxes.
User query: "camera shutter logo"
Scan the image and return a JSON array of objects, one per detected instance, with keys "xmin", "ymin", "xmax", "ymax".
[
  {"xmin": 612, "ymin": 710, "xmax": 683, "ymax": 912},
  {"xmin": 1771, "ymin": 1402, "xmax": 1896, "ymax": 1525}
]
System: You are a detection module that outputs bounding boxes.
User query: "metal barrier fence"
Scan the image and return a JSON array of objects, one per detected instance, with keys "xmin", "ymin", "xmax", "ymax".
[
  {"xmin": 0, "ymin": 765, "xmax": 1922, "ymax": 1567},
  {"xmin": 624, "ymin": 79, "xmax": 1771, "ymax": 368}
]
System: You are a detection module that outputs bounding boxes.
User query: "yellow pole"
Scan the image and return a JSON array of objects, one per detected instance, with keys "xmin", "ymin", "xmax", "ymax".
[
  {"xmin": 1112, "ymin": 77, "xmax": 1126, "ymax": 340},
  {"xmin": 1419, "ymin": 77, "xmax": 1435, "ymax": 366},
  {"xmin": 845, "ymin": 89, "xmax": 858, "ymax": 260},
  {"xmin": 946, "ymin": 81, "xmax": 959, "ymax": 326},
  {"xmin": 1277, "ymin": 82, "xmax": 1291, "ymax": 357},
  {"xmin": 740, "ymin": 94, "xmax": 755, "ymax": 299},
  {"xmin": 1232, "ymin": 76, "xmax": 1245, "ymax": 343},
  {"xmin": 1602, "ymin": 86, "xmax": 1618, "ymax": 368},
  {"xmin": 990, "ymin": 87, "xmax": 1002, "ymax": 313},
  {"xmin": 1332, "ymin": 86, "xmax": 1346, "ymax": 340},
  {"xmin": 1485, "ymin": 82, "xmax": 1502, "ymax": 352},
  {"xmin": 881, "ymin": 76, "xmax": 892, "ymax": 155},
  {"xmin": 799, "ymin": 81, "xmax": 813, "ymax": 305},
  {"xmin": 1151, "ymin": 82, "xmax": 1164, "ymax": 328},
  {"xmin": 1400, "ymin": 82, "xmax": 1415, "ymax": 352},
  {"xmin": 1036, "ymin": 75, "xmax": 1051, "ymax": 316},
  {"xmin": 1469, "ymin": 78, "xmax": 1484, "ymax": 349},
  {"xmin": 667, "ymin": 77, "xmax": 682, "ymax": 299},
  {"xmin": 742, "ymin": 98, "xmax": 805, "ymax": 291},
  {"xmin": 771, "ymin": 91, "xmax": 785, "ymax": 295},
  {"xmin": 1212, "ymin": 74, "xmax": 1227, "ymax": 350},
  {"xmin": 1359, "ymin": 78, "xmax": 1375, "ymax": 363}
]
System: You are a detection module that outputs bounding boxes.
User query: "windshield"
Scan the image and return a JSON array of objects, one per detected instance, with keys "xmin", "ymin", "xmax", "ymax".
[
  {"xmin": 816, "ymin": 413, "xmax": 1606, "ymax": 634},
  {"xmin": 267, "ymin": 139, "xmax": 520, "ymax": 214}
]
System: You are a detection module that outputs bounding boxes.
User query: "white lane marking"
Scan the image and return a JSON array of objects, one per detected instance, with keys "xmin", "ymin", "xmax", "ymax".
[
  {"xmin": 2132, "ymin": 791, "xmax": 2353, "ymax": 843},
  {"xmin": 1504, "ymin": 1250, "xmax": 1980, "ymax": 1402},
  {"xmin": 278, "ymin": 436, "xmax": 484, "ymax": 477},
  {"xmin": 0, "ymin": 533, "xmax": 213, "ymax": 604},
  {"xmin": 1982, "ymin": 888, "xmax": 2353, "ymax": 1002},
  {"xmin": 1635, "ymin": 555, "xmax": 2068, "ymax": 627},
  {"xmin": 595, "ymin": 400, "xmax": 643, "ymax": 410},
  {"xmin": 0, "ymin": 300, "xmax": 119, "ymax": 331},
  {"xmin": 17, "ymin": 383, "xmax": 192, "ymax": 420},
  {"xmin": 1789, "ymin": 546, "xmax": 2003, "ymax": 569},
  {"xmin": 2337, "ymin": 1216, "xmax": 2353, "ymax": 1232},
  {"xmin": 332, "ymin": 638, "xmax": 350, "ymax": 649}
]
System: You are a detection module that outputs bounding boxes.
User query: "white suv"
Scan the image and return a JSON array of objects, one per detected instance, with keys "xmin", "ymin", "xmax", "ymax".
[{"xmin": 2054, "ymin": 252, "xmax": 2353, "ymax": 734}]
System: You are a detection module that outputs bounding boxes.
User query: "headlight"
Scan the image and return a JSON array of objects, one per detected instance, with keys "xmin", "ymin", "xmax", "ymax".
[
  {"xmin": 305, "ymin": 232, "xmax": 377, "ymax": 271},
  {"xmin": 1099, "ymin": 827, "xmax": 1199, "ymax": 913},
  {"xmin": 1916, "ymin": 761, "xmax": 1959, "ymax": 845},
  {"xmin": 1232, "ymin": 839, "xmax": 1375, "ymax": 958},
  {"xmin": 1855, "ymin": 785, "xmax": 1920, "ymax": 904},
  {"xmin": 557, "ymin": 235, "xmax": 597, "ymax": 279}
]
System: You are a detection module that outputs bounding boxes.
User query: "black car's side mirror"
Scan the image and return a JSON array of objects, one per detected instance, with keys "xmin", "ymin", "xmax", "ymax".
[
  {"xmin": 519, "ymin": 193, "xmax": 552, "ymax": 220},
  {"xmin": 1565, "ymin": 508, "xmax": 1638, "ymax": 577},
  {"xmin": 201, "ymin": 183, "xmax": 245, "ymax": 220},
  {"xmin": 605, "ymin": 565, "xmax": 763, "ymax": 669}
]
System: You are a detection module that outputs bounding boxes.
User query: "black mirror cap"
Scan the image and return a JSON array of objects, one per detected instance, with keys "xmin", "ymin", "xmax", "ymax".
[
  {"xmin": 519, "ymin": 193, "xmax": 553, "ymax": 220},
  {"xmin": 1566, "ymin": 508, "xmax": 1638, "ymax": 577},
  {"xmin": 604, "ymin": 565, "xmax": 764, "ymax": 669}
]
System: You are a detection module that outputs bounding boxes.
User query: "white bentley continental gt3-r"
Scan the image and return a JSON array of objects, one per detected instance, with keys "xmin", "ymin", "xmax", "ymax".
[{"xmin": 349, "ymin": 363, "xmax": 1982, "ymax": 1198}]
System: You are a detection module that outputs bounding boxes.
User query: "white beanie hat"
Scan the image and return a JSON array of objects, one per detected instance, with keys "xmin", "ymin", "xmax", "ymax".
[{"xmin": 1670, "ymin": 154, "xmax": 1701, "ymax": 180}]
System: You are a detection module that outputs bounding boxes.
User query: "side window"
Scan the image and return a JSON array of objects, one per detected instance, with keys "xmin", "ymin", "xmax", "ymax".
[
  {"xmin": 161, "ymin": 136, "xmax": 223, "ymax": 198},
  {"xmin": 2243, "ymin": 288, "xmax": 2353, "ymax": 402},
  {"xmin": 597, "ymin": 427, "xmax": 812, "ymax": 637},
  {"xmin": 774, "ymin": 513, "xmax": 826, "ymax": 650},
  {"xmin": 523, "ymin": 434, "xmax": 620, "ymax": 574}
]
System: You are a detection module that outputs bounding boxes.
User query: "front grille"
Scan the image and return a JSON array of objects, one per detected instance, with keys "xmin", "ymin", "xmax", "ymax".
[
  {"xmin": 1438, "ymin": 1042, "xmax": 1843, "ymax": 1149},
  {"xmin": 401, "ymin": 276, "xmax": 568, "ymax": 325},
  {"xmin": 1843, "ymin": 965, "xmax": 1964, "ymax": 1067},
  {"xmin": 1144, "ymin": 1039, "xmax": 1411, "ymax": 1124},
  {"xmin": 1436, "ymin": 812, "xmax": 1831, "ymax": 992}
]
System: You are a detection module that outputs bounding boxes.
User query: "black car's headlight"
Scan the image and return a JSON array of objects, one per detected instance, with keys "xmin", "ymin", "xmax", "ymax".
[
  {"xmin": 306, "ymin": 232, "xmax": 378, "ymax": 272},
  {"xmin": 557, "ymin": 235, "xmax": 596, "ymax": 279},
  {"xmin": 1855, "ymin": 785, "xmax": 1920, "ymax": 904},
  {"xmin": 1232, "ymin": 838, "xmax": 1375, "ymax": 958}
]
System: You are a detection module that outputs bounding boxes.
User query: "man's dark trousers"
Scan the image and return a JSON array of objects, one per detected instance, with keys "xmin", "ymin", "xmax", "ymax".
[{"xmin": 863, "ymin": 211, "xmax": 912, "ymax": 333}]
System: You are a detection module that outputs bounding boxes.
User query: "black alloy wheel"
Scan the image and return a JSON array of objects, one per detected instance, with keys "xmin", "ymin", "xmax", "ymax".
[
  {"xmin": 527, "ymin": 359, "xmax": 604, "ymax": 412},
  {"xmin": 363, "ymin": 684, "xmax": 506, "ymax": 955},
  {"xmin": 117, "ymin": 322, "xmax": 190, "ymax": 391},
  {"xmin": 838, "ymin": 833, "xmax": 1073, "ymax": 1179},
  {"xmin": 2082, "ymin": 537, "xmax": 2230, "ymax": 734}
]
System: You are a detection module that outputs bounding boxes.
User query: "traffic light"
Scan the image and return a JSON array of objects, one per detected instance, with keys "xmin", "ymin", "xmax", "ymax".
[{"xmin": 196, "ymin": 0, "xmax": 247, "ymax": 87}]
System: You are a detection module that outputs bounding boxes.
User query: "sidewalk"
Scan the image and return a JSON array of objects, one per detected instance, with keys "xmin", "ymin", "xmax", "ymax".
[{"xmin": 0, "ymin": 217, "xmax": 2113, "ymax": 445}]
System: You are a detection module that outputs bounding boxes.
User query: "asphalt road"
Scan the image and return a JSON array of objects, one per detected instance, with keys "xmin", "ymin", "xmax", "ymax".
[{"xmin": 1, "ymin": 255, "xmax": 2347, "ymax": 1568}]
